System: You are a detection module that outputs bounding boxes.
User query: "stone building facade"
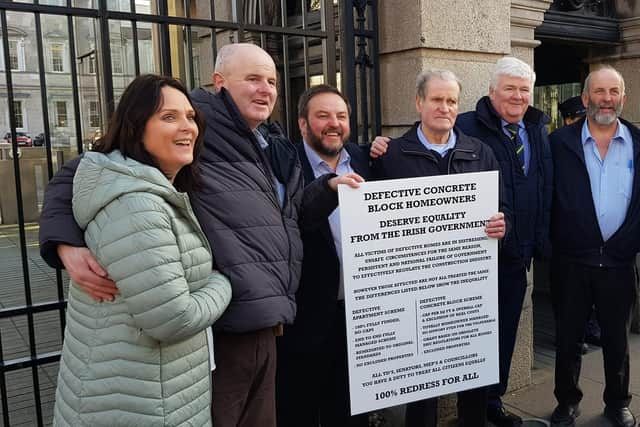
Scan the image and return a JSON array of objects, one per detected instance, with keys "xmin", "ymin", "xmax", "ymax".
[{"xmin": 1, "ymin": 0, "xmax": 639, "ymax": 424}]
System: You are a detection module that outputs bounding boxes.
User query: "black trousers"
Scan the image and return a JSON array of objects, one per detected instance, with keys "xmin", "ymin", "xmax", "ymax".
[
  {"xmin": 550, "ymin": 260, "xmax": 636, "ymax": 408},
  {"xmin": 276, "ymin": 303, "xmax": 369, "ymax": 427},
  {"xmin": 487, "ymin": 259, "xmax": 527, "ymax": 408},
  {"xmin": 405, "ymin": 387, "xmax": 488, "ymax": 427}
]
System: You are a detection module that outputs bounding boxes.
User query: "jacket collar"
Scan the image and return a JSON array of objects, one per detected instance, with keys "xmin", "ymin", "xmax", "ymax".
[
  {"xmin": 192, "ymin": 87, "xmax": 254, "ymax": 139},
  {"xmin": 296, "ymin": 143, "xmax": 317, "ymax": 185},
  {"xmin": 561, "ymin": 116, "xmax": 640, "ymax": 237},
  {"xmin": 192, "ymin": 87, "xmax": 262, "ymax": 160},
  {"xmin": 623, "ymin": 117, "xmax": 640, "ymax": 158},
  {"xmin": 561, "ymin": 116, "xmax": 640, "ymax": 163},
  {"xmin": 296, "ymin": 141, "xmax": 371, "ymax": 184},
  {"xmin": 344, "ymin": 143, "xmax": 372, "ymax": 179},
  {"xmin": 217, "ymin": 87, "xmax": 256, "ymax": 139},
  {"xmin": 400, "ymin": 121, "xmax": 478, "ymax": 158},
  {"xmin": 474, "ymin": 95, "xmax": 549, "ymax": 132}
]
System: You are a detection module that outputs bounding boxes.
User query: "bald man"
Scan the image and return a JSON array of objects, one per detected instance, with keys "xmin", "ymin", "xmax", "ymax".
[{"xmin": 39, "ymin": 43, "xmax": 362, "ymax": 427}]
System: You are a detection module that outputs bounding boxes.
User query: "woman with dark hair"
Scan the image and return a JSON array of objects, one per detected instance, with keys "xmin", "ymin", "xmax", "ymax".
[{"xmin": 53, "ymin": 74, "xmax": 231, "ymax": 427}]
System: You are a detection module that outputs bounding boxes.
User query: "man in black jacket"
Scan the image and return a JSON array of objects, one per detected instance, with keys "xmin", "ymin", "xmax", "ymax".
[
  {"xmin": 276, "ymin": 84, "xmax": 369, "ymax": 427},
  {"xmin": 38, "ymin": 43, "xmax": 362, "ymax": 427},
  {"xmin": 373, "ymin": 68, "xmax": 506, "ymax": 427},
  {"xmin": 548, "ymin": 66, "xmax": 638, "ymax": 427}
]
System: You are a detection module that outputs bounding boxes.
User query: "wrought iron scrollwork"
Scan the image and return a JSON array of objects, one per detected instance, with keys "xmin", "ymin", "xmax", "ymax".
[
  {"xmin": 341, "ymin": 0, "xmax": 381, "ymax": 145},
  {"xmin": 553, "ymin": 0, "xmax": 614, "ymax": 17},
  {"xmin": 354, "ymin": 0, "xmax": 372, "ymax": 69},
  {"xmin": 557, "ymin": 0, "xmax": 586, "ymax": 11}
]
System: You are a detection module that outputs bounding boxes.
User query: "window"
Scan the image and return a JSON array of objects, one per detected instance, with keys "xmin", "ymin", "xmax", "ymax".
[
  {"xmin": 309, "ymin": 72, "xmax": 341, "ymax": 89},
  {"xmin": 88, "ymin": 56, "xmax": 96, "ymax": 74},
  {"xmin": 12, "ymin": 101, "xmax": 24, "ymax": 129},
  {"xmin": 9, "ymin": 40, "xmax": 19, "ymax": 70},
  {"xmin": 310, "ymin": 74, "xmax": 324, "ymax": 86},
  {"xmin": 51, "ymin": 43, "xmax": 65, "ymax": 72},
  {"xmin": 0, "ymin": 38, "xmax": 25, "ymax": 71},
  {"xmin": 111, "ymin": 45, "xmax": 124, "ymax": 74},
  {"xmin": 55, "ymin": 101, "xmax": 68, "ymax": 127},
  {"xmin": 107, "ymin": 0, "xmax": 131, "ymax": 12},
  {"xmin": 138, "ymin": 39, "xmax": 155, "ymax": 73},
  {"xmin": 88, "ymin": 101, "xmax": 100, "ymax": 127},
  {"xmin": 193, "ymin": 54, "xmax": 200, "ymax": 88}
]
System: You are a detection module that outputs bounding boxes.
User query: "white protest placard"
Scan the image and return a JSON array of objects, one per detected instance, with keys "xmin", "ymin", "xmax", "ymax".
[{"xmin": 338, "ymin": 171, "xmax": 499, "ymax": 415}]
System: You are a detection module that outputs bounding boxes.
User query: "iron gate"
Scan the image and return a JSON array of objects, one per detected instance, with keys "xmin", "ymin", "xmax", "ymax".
[{"xmin": 0, "ymin": 0, "xmax": 380, "ymax": 424}]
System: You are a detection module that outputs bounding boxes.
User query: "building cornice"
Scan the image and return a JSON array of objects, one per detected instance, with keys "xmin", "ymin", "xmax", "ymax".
[{"xmin": 511, "ymin": 0, "xmax": 553, "ymax": 48}]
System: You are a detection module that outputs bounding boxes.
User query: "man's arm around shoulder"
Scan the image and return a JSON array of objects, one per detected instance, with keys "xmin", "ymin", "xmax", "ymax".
[
  {"xmin": 39, "ymin": 155, "xmax": 117, "ymax": 301},
  {"xmin": 39, "ymin": 156, "xmax": 84, "ymax": 268}
]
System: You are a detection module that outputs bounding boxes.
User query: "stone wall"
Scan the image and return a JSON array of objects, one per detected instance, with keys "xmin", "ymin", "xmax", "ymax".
[{"xmin": 378, "ymin": 0, "xmax": 513, "ymax": 136}]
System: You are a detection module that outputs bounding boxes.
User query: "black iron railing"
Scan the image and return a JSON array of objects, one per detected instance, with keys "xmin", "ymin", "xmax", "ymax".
[{"xmin": 0, "ymin": 0, "xmax": 379, "ymax": 424}]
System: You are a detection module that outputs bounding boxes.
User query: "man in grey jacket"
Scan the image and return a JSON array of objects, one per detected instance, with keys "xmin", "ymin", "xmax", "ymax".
[{"xmin": 39, "ymin": 43, "xmax": 362, "ymax": 427}]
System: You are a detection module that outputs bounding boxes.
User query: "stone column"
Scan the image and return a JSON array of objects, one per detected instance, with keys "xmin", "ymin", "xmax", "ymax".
[
  {"xmin": 510, "ymin": 0, "xmax": 553, "ymax": 62},
  {"xmin": 378, "ymin": 0, "xmax": 512, "ymax": 136},
  {"xmin": 506, "ymin": 0, "xmax": 553, "ymax": 395}
]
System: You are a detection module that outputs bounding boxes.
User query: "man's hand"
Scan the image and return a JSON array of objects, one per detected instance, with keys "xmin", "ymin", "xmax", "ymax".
[
  {"xmin": 58, "ymin": 244, "xmax": 118, "ymax": 301},
  {"xmin": 485, "ymin": 212, "xmax": 506, "ymax": 239},
  {"xmin": 370, "ymin": 136, "xmax": 390, "ymax": 159},
  {"xmin": 328, "ymin": 172, "xmax": 365, "ymax": 191}
]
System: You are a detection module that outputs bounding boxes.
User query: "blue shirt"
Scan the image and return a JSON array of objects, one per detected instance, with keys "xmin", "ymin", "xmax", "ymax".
[
  {"xmin": 303, "ymin": 141, "xmax": 353, "ymax": 300},
  {"xmin": 254, "ymin": 130, "xmax": 285, "ymax": 206},
  {"xmin": 501, "ymin": 120, "xmax": 530, "ymax": 175},
  {"xmin": 416, "ymin": 124, "xmax": 457, "ymax": 156},
  {"xmin": 581, "ymin": 120, "xmax": 634, "ymax": 241}
]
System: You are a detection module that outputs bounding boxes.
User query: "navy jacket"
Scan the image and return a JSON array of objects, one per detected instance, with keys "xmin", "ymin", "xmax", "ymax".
[
  {"xmin": 456, "ymin": 96, "xmax": 552, "ymax": 265},
  {"xmin": 550, "ymin": 117, "xmax": 640, "ymax": 266},
  {"xmin": 372, "ymin": 124, "xmax": 510, "ymax": 230},
  {"xmin": 373, "ymin": 123, "xmax": 501, "ymax": 178},
  {"xmin": 281, "ymin": 142, "xmax": 371, "ymax": 351}
]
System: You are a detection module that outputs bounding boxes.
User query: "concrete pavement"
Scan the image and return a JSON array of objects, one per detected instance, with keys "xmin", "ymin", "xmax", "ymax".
[{"xmin": 503, "ymin": 332, "xmax": 640, "ymax": 426}]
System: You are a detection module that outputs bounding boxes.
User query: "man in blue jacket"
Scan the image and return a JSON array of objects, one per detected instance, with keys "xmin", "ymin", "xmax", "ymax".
[
  {"xmin": 548, "ymin": 66, "xmax": 638, "ymax": 427},
  {"xmin": 370, "ymin": 57, "xmax": 552, "ymax": 427},
  {"xmin": 276, "ymin": 84, "xmax": 369, "ymax": 427}
]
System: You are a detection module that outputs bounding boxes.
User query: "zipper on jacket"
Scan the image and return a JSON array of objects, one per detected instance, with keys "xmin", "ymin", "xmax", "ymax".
[
  {"xmin": 251, "ymin": 128, "xmax": 295, "ymax": 302},
  {"xmin": 250, "ymin": 131, "xmax": 284, "ymax": 211}
]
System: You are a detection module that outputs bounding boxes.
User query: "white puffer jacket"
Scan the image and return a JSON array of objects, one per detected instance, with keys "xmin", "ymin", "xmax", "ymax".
[{"xmin": 53, "ymin": 150, "xmax": 231, "ymax": 426}]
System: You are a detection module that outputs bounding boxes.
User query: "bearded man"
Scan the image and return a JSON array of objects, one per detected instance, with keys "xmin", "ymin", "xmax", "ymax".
[
  {"xmin": 549, "ymin": 66, "xmax": 640, "ymax": 427},
  {"xmin": 275, "ymin": 84, "xmax": 370, "ymax": 427}
]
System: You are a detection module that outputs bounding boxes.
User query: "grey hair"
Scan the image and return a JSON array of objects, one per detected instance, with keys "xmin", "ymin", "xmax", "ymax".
[
  {"xmin": 416, "ymin": 69, "xmax": 462, "ymax": 99},
  {"xmin": 490, "ymin": 57, "xmax": 536, "ymax": 90},
  {"xmin": 583, "ymin": 65, "xmax": 626, "ymax": 96}
]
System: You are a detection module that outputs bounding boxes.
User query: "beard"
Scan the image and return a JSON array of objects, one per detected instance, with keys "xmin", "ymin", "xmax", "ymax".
[
  {"xmin": 306, "ymin": 127, "xmax": 348, "ymax": 158},
  {"xmin": 587, "ymin": 98, "xmax": 623, "ymax": 126}
]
